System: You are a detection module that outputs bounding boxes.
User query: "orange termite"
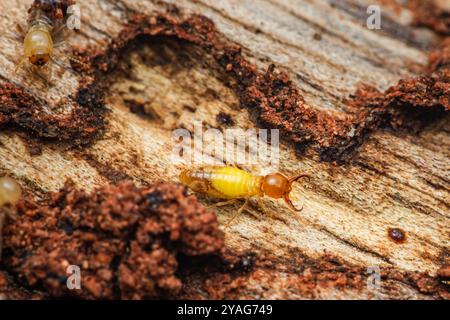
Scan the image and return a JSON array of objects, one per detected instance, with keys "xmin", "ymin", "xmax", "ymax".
[
  {"xmin": 0, "ymin": 176, "xmax": 22, "ymax": 259},
  {"xmin": 179, "ymin": 166, "xmax": 309, "ymax": 224},
  {"xmin": 14, "ymin": 0, "xmax": 79, "ymax": 80}
]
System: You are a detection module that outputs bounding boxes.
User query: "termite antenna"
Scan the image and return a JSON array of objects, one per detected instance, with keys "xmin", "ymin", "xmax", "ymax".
[
  {"xmin": 289, "ymin": 174, "xmax": 310, "ymax": 184},
  {"xmin": 66, "ymin": 55, "xmax": 90, "ymax": 71},
  {"xmin": 51, "ymin": 55, "xmax": 88, "ymax": 75}
]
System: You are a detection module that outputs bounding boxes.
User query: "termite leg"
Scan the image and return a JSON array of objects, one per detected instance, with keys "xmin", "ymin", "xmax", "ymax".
[
  {"xmin": 53, "ymin": 39, "xmax": 67, "ymax": 49},
  {"xmin": 34, "ymin": 63, "xmax": 53, "ymax": 84},
  {"xmin": 5, "ymin": 23, "xmax": 26, "ymax": 42},
  {"xmin": 14, "ymin": 56, "xmax": 27, "ymax": 75},
  {"xmin": 225, "ymin": 198, "xmax": 249, "ymax": 228},
  {"xmin": 206, "ymin": 198, "xmax": 239, "ymax": 209},
  {"xmin": 52, "ymin": 24, "xmax": 68, "ymax": 45},
  {"xmin": 51, "ymin": 56, "xmax": 70, "ymax": 71},
  {"xmin": 257, "ymin": 198, "xmax": 273, "ymax": 218},
  {"xmin": 16, "ymin": 22, "xmax": 26, "ymax": 35}
]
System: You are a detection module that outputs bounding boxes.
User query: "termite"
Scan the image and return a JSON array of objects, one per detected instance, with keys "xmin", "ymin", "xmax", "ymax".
[
  {"xmin": 179, "ymin": 166, "xmax": 309, "ymax": 225},
  {"xmin": 14, "ymin": 0, "xmax": 80, "ymax": 81},
  {"xmin": 0, "ymin": 177, "xmax": 22, "ymax": 259}
]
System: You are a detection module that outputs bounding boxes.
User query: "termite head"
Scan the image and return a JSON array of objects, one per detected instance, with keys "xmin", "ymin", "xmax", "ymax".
[
  {"xmin": 23, "ymin": 25, "xmax": 53, "ymax": 67},
  {"xmin": 261, "ymin": 173, "xmax": 309, "ymax": 212}
]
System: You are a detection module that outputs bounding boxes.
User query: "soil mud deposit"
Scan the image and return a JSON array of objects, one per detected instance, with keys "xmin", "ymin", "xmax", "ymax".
[{"xmin": 2, "ymin": 182, "xmax": 223, "ymax": 299}]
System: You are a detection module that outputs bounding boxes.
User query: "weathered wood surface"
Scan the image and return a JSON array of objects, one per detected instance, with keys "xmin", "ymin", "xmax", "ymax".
[{"xmin": 0, "ymin": 0, "xmax": 448, "ymax": 299}]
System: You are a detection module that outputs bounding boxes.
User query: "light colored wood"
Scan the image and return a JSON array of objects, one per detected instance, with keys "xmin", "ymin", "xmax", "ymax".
[{"xmin": 0, "ymin": 0, "xmax": 448, "ymax": 299}]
